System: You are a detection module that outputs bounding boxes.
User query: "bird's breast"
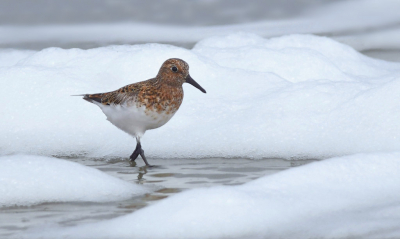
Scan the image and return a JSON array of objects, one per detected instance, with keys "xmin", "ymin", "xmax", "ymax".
[
  {"xmin": 136, "ymin": 86, "xmax": 184, "ymax": 115},
  {"xmin": 98, "ymin": 103, "xmax": 177, "ymax": 137},
  {"xmin": 96, "ymin": 86, "xmax": 183, "ymax": 137}
]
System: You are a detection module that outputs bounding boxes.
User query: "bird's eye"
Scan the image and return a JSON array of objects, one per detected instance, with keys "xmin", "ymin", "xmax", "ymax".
[{"xmin": 171, "ymin": 66, "xmax": 178, "ymax": 72}]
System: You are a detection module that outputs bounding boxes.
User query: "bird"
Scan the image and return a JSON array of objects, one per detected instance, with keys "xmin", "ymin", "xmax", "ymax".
[{"xmin": 76, "ymin": 58, "xmax": 206, "ymax": 166}]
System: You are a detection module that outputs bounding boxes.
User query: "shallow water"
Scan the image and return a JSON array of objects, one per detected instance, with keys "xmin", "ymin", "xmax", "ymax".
[
  {"xmin": 0, "ymin": 157, "xmax": 315, "ymax": 238},
  {"xmin": 362, "ymin": 49, "xmax": 400, "ymax": 62}
]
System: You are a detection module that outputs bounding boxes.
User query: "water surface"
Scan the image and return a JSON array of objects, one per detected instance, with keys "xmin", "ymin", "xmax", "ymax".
[{"xmin": 0, "ymin": 157, "xmax": 315, "ymax": 238}]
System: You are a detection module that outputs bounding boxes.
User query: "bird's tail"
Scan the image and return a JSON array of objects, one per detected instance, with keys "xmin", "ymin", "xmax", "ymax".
[{"xmin": 71, "ymin": 94, "xmax": 102, "ymax": 103}]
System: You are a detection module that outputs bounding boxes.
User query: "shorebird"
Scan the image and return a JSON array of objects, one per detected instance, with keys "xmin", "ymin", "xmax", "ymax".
[{"xmin": 78, "ymin": 58, "xmax": 206, "ymax": 166}]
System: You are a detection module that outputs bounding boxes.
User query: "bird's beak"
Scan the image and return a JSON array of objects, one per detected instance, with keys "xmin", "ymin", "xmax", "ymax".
[{"xmin": 185, "ymin": 74, "xmax": 206, "ymax": 93}]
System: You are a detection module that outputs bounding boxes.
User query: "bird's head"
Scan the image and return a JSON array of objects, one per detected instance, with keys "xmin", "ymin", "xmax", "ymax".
[{"xmin": 157, "ymin": 58, "xmax": 206, "ymax": 93}]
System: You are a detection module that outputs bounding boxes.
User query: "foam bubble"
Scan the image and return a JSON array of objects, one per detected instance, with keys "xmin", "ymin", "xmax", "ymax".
[{"xmin": 0, "ymin": 155, "xmax": 147, "ymax": 207}]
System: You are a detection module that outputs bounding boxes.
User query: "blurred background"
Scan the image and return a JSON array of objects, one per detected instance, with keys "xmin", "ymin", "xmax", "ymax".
[
  {"xmin": 1, "ymin": 0, "xmax": 400, "ymax": 61},
  {"xmin": 0, "ymin": 0, "xmax": 334, "ymax": 25}
]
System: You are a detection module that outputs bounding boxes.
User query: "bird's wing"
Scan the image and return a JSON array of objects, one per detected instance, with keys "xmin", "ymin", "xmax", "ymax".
[{"xmin": 79, "ymin": 81, "xmax": 149, "ymax": 105}]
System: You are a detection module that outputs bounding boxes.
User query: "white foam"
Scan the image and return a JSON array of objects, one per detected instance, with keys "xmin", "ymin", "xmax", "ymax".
[
  {"xmin": 0, "ymin": 49, "xmax": 35, "ymax": 67},
  {"xmin": 28, "ymin": 152, "xmax": 400, "ymax": 238},
  {"xmin": 2, "ymin": 33, "xmax": 400, "ymax": 160},
  {"xmin": 0, "ymin": 155, "xmax": 147, "ymax": 207}
]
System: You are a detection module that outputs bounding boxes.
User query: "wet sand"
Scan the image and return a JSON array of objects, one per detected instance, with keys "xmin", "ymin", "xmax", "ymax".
[{"xmin": 0, "ymin": 157, "xmax": 315, "ymax": 238}]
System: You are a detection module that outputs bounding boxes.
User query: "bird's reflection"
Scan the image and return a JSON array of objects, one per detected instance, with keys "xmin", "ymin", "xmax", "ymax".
[
  {"xmin": 137, "ymin": 166, "xmax": 148, "ymax": 183},
  {"xmin": 128, "ymin": 160, "xmax": 150, "ymax": 183},
  {"xmin": 128, "ymin": 160, "xmax": 164, "ymax": 183}
]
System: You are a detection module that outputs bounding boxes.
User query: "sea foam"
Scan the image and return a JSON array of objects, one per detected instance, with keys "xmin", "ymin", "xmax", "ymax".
[
  {"xmin": 1, "ymin": 33, "xmax": 400, "ymax": 159},
  {"xmin": 0, "ymin": 155, "xmax": 147, "ymax": 207}
]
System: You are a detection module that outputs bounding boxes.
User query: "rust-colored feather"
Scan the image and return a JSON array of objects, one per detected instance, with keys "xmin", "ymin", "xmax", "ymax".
[
  {"xmin": 81, "ymin": 58, "xmax": 206, "ymax": 115},
  {"xmin": 84, "ymin": 76, "xmax": 183, "ymax": 114}
]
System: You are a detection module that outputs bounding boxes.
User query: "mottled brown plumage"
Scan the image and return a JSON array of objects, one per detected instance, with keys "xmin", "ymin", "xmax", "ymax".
[
  {"xmin": 80, "ymin": 58, "xmax": 206, "ymax": 166},
  {"xmin": 84, "ymin": 58, "xmax": 191, "ymax": 114}
]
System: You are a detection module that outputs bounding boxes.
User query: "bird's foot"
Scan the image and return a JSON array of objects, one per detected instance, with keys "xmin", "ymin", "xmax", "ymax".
[
  {"xmin": 139, "ymin": 149, "xmax": 152, "ymax": 167},
  {"xmin": 130, "ymin": 143, "xmax": 152, "ymax": 167},
  {"xmin": 128, "ymin": 161, "xmax": 137, "ymax": 167}
]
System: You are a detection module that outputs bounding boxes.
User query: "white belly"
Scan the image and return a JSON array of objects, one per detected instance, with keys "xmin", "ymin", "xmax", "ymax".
[{"xmin": 96, "ymin": 103, "xmax": 175, "ymax": 137}]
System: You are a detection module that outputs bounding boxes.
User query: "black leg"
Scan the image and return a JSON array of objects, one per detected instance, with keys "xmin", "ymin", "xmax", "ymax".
[
  {"xmin": 139, "ymin": 149, "xmax": 151, "ymax": 166},
  {"xmin": 130, "ymin": 142, "xmax": 152, "ymax": 166},
  {"xmin": 129, "ymin": 142, "xmax": 141, "ymax": 161}
]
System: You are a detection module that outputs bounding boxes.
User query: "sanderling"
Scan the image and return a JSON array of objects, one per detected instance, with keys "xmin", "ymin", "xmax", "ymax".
[{"xmin": 77, "ymin": 58, "xmax": 206, "ymax": 166}]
